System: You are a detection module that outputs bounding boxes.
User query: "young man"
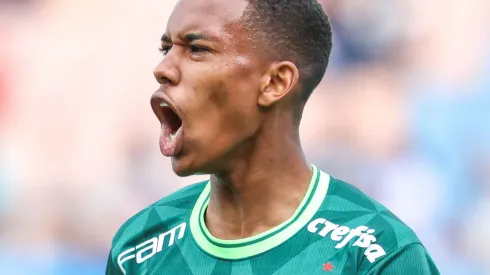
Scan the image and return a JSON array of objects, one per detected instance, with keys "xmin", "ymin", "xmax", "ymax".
[{"xmin": 106, "ymin": 0, "xmax": 440, "ymax": 274}]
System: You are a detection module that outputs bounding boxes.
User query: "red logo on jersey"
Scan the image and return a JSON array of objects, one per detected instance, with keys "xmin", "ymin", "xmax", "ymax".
[{"xmin": 323, "ymin": 262, "xmax": 334, "ymax": 272}]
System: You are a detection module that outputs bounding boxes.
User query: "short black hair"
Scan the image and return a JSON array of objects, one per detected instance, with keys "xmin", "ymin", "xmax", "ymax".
[{"xmin": 242, "ymin": 0, "xmax": 332, "ymax": 101}]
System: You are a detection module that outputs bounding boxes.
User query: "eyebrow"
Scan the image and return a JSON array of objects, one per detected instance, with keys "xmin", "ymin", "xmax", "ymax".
[{"xmin": 161, "ymin": 33, "xmax": 217, "ymax": 43}]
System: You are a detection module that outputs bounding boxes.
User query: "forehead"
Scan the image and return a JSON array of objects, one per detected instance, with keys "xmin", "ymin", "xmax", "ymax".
[{"xmin": 167, "ymin": 0, "xmax": 249, "ymax": 40}]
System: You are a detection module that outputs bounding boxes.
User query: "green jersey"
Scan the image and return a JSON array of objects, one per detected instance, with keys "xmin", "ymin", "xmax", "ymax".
[{"xmin": 106, "ymin": 165, "xmax": 439, "ymax": 275}]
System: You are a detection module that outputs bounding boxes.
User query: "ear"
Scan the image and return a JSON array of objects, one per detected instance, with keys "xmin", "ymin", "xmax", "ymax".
[{"xmin": 258, "ymin": 61, "xmax": 299, "ymax": 107}]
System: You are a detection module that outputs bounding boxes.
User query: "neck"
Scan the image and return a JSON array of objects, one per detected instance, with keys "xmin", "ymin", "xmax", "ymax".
[{"xmin": 206, "ymin": 121, "xmax": 312, "ymax": 240}]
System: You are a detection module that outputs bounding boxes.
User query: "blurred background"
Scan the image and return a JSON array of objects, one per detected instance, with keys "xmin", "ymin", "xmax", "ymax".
[{"xmin": 0, "ymin": 0, "xmax": 489, "ymax": 274}]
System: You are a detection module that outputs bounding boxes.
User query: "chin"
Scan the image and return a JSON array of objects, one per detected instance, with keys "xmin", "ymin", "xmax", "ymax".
[
  {"xmin": 171, "ymin": 155, "xmax": 218, "ymax": 177},
  {"xmin": 171, "ymin": 156, "xmax": 205, "ymax": 177},
  {"xmin": 170, "ymin": 158, "xmax": 193, "ymax": 177}
]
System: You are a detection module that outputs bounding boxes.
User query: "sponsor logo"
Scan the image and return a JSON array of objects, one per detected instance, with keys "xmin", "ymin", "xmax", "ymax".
[
  {"xmin": 307, "ymin": 218, "xmax": 386, "ymax": 263},
  {"xmin": 117, "ymin": 222, "xmax": 186, "ymax": 274}
]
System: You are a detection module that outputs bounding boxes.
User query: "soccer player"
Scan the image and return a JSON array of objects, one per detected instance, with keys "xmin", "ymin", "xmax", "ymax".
[{"xmin": 106, "ymin": 0, "xmax": 440, "ymax": 274}]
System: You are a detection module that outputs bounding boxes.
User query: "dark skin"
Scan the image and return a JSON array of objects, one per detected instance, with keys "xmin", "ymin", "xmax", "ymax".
[{"xmin": 150, "ymin": 0, "xmax": 312, "ymax": 239}]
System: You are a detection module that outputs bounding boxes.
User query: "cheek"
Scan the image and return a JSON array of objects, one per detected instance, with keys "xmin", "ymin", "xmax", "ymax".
[
  {"xmin": 186, "ymin": 72, "xmax": 258, "ymax": 147},
  {"xmin": 210, "ymin": 74, "xmax": 258, "ymax": 127}
]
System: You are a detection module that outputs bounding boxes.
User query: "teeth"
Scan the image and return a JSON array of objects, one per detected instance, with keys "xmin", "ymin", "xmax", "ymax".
[
  {"xmin": 169, "ymin": 132, "xmax": 176, "ymax": 141},
  {"xmin": 160, "ymin": 102, "xmax": 169, "ymax": 107}
]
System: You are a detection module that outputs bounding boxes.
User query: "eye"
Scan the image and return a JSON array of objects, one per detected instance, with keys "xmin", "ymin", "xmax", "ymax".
[
  {"xmin": 159, "ymin": 46, "xmax": 172, "ymax": 56},
  {"xmin": 190, "ymin": 45, "xmax": 210, "ymax": 54}
]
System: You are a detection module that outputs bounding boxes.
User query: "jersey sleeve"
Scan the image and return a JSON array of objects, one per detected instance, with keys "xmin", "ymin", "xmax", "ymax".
[
  {"xmin": 367, "ymin": 243, "xmax": 440, "ymax": 275},
  {"xmin": 105, "ymin": 250, "xmax": 123, "ymax": 275}
]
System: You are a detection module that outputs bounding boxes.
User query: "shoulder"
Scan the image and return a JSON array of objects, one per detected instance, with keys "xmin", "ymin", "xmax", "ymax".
[
  {"xmin": 362, "ymin": 242, "xmax": 440, "ymax": 274},
  {"xmin": 110, "ymin": 180, "xmax": 207, "ymax": 249},
  {"xmin": 106, "ymin": 181, "xmax": 208, "ymax": 274},
  {"xmin": 308, "ymin": 176, "xmax": 424, "ymax": 267}
]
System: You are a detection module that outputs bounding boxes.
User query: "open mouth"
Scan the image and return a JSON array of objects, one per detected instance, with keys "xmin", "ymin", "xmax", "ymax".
[
  {"xmin": 161, "ymin": 102, "xmax": 182, "ymax": 138},
  {"xmin": 159, "ymin": 101, "xmax": 184, "ymax": 156}
]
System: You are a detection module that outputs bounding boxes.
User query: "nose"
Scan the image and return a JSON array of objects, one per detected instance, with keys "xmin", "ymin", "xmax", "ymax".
[{"xmin": 153, "ymin": 53, "xmax": 180, "ymax": 86}]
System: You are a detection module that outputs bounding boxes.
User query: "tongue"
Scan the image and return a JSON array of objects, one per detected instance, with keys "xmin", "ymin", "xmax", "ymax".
[{"xmin": 159, "ymin": 124, "xmax": 183, "ymax": 157}]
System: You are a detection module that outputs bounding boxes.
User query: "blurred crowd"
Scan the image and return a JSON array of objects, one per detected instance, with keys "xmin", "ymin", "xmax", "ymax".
[{"xmin": 0, "ymin": 0, "xmax": 489, "ymax": 274}]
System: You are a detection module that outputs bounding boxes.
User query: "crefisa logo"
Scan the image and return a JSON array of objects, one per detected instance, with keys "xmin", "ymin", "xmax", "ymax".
[{"xmin": 307, "ymin": 218, "xmax": 386, "ymax": 263}]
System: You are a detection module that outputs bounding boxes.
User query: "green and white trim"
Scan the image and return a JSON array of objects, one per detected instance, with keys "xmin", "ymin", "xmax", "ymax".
[{"xmin": 189, "ymin": 165, "xmax": 330, "ymax": 260}]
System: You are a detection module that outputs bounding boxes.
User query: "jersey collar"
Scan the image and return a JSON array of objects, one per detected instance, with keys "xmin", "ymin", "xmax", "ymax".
[{"xmin": 189, "ymin": 165, "xmax": 330, "ymax": 260}]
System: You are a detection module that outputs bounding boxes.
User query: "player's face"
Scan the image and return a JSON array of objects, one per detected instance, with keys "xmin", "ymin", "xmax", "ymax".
[{"xmin": 151, "ymin": 0, "xmax": 265, "ymax": 176}]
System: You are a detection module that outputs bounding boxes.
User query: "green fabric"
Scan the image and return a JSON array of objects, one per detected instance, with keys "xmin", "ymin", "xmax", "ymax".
[
  {"xmin": 366, "ymin": 243, "xmax": 440, "ymax": 275},
  {"xmin": 106, "ymin": 165, "xmax": 440, "ymax": 275}
]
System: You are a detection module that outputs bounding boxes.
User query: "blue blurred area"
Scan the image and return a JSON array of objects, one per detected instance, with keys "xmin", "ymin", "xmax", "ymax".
[
  {"xmin": 410, "ymin": 59, "xmax": 490, "ymax": 220},
  {"xmin": 0, "ymin": 246, "xmax": 106, "ymax": 275},
  {"xmin": 406, "ymin": 48, "xmax": 490, "ymax": 275}
]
